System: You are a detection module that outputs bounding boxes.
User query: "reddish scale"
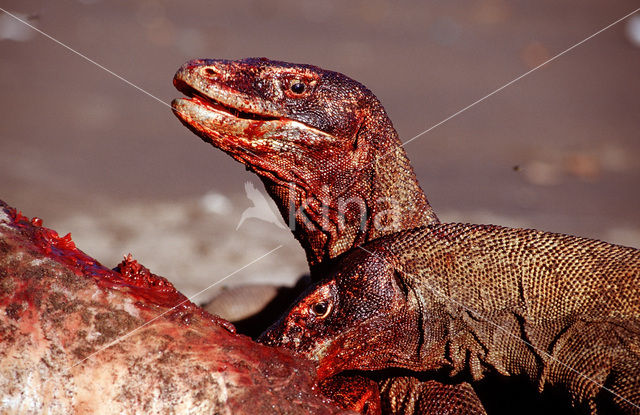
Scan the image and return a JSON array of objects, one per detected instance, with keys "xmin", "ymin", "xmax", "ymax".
[
  {"xmin": 241, "ymin": 121, "xmax": 268, "ymax": 141},
  {"xmin": 6, "ymin": 207, "xmax": 235, "ymax": 333}
]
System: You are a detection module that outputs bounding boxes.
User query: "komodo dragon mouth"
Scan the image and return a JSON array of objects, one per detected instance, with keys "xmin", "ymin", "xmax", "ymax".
[
  {"xmin": 171, "ymin": 61, "xmax": 334, "ymax": 156},
  {"xmin": 173, "ymin": 78, "xmax": 280, "ymax": 122}
]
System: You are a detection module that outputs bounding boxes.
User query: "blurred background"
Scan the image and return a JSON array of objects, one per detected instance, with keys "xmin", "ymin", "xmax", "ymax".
[{"xmin": 1, "ymin": 0, "xmax": 639, "ymax": 304}]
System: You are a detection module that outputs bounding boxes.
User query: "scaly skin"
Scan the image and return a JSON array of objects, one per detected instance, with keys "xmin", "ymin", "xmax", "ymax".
[
  {"xmin": 171, "ymin": 58, "xmax": 482, "ymax": 414},
  {"xmin": 261, "ymin": 224, "xmax": 640, "ymax": 414}
]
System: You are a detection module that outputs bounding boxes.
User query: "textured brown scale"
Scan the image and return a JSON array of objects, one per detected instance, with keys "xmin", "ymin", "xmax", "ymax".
[{"xmin": 379, "ymin": 377, "xmax": 486, "ymax": 414}]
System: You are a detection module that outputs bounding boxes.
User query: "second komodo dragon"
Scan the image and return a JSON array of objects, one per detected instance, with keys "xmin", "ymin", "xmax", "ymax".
[{"xmin": 261, "ymin": 224, "xmax": 640, "ymax": 414}]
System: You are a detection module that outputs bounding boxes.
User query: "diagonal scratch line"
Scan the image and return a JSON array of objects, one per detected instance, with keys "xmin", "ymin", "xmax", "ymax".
[
  {"xmin": 319, "ymin": 7, "xmax": 640, "ymax": 222},
  {"xmin": 355, "ymin": 243, "xmax": 640, "ymax": 411},
  {"xmin": 0, "ymin": 10, "xmax": 295, "ymax": 375},
  {"xmin": 397, "ymin": 7, "xmax": 640, "ymax": 150},
  {"xmin": 44, "ymin": 244, "xmax": 284, "ymax": 382},
  {"xmin": 0, "ymin": 11, "xmax": 292, "ymax": 374},
  {"xmin": 0, "ymin": 8, "xmax": 291, "ymax": 384},
  {"xmin": 0, "ymin": 7, "xmax": 172, "ymax": 109},
  {"xmin": 0, "ymin": 7, "xmax": 270, "ymax": 163}
]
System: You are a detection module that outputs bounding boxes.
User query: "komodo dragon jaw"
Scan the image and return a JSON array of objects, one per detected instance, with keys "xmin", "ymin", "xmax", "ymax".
[{"xmin": 258, "ymin": 249, "xmax": 430, "ymax": 381}]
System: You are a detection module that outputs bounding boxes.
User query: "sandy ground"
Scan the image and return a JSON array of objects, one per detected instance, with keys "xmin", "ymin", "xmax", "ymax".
[{"xmin": 1, "ymin": 0, "xmax": 639, "ymax": 302}]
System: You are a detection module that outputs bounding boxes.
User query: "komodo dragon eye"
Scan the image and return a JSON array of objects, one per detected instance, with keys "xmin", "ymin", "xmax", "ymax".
[
  {"xmin": 310, "ymin": 301, "xmax": 332, "ymax": 318},
  {"xmin": 289, "ymin": 80, "xmax": 306, "ymax": 94}
]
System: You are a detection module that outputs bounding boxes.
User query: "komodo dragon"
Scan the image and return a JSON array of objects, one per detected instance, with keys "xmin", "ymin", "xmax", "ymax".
[
  {"xmin": 172, "ymin": 58, "xmax": 484, "ymax": 413},
  {"xmin": 260, "ymin": 224, "xmax": 640, "ymax": 414},
  {"xmin": 171, "ymin": 57, "xmax": 438, "ymax": 273}
]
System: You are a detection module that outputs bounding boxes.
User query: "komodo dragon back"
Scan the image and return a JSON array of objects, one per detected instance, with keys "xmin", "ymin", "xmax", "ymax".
[{"xmin": 389, "ymin": 224, "xmax": 640, "ymax": 413}]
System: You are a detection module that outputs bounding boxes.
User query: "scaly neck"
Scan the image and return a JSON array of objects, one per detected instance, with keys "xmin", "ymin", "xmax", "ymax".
[{"xmin": 264, "ymin": 114, "xmax": 438, "ymax": 273}]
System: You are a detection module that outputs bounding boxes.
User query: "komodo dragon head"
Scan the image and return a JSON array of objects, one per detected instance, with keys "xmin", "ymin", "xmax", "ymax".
[
  {"xmin": 172, "ymin": 57, "xmax": 382, "ymax": 178},
  {"xmin": 172, "ymin": 57, "xmax": 436, "ymax": 267},
  {"xmin": 258, "ymin": 246, "xmax": 437, "ymax": 380}
]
